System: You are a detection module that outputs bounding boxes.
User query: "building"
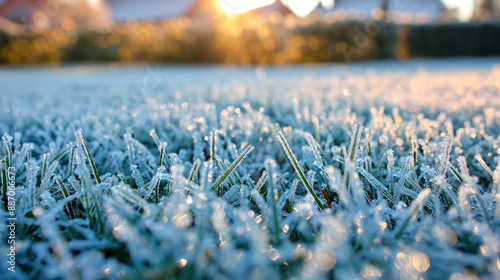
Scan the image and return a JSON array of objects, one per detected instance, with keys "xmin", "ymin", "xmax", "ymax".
[{"xmin": 473, "ymin": 0, "xmax": 500, "ymax": 20}]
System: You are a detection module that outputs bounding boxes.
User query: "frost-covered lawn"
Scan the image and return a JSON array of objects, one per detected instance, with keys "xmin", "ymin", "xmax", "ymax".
[{"xmin": 1, "ymin": 58, "xmax": 500, "ymax": 279}]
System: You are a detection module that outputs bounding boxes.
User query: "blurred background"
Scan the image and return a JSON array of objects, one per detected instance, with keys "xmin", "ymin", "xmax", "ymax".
[{"xmin": 0, "ymin": 0, "xmax": 499, "ymax": 64}]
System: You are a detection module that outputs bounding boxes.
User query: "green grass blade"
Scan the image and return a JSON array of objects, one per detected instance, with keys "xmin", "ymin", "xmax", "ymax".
[
  {"xmin": 42, "ymin": 153, "xmax": 50, "ymax": 177},
  {"xmin": 276, "ymin": 131, "xmax": 325, "ymax": 211},
  {"xmin": 50, "ymin": 147, "xmax": 70, "ymax": 165},
  {"xmin": 158, "ymin": 142, "xmax": 167, "ymax": 167},
  {"xmin": 75, "ymin": 130, "xmax": 101, "ymax": 184},
  {"xmin": 475, "ymin": 154, "xmax": 494, "ymax": 179},
  {"xmin": 347, "ymin": 124, "xmax": 363, "ymax": 162},
  {"xmin": 1, "ymin": 158, "xmax": 7, "ymax": 208},
  {"xmin": 56, "ymin": 177, "xmax": 75, "ymax": 220},
  {"xmin": 210, "ymin": 145, "xmax": 254, "ymax": 192},
  {"xmin": 188, "ymin": 159, "xmax": 201, "ymax": 182}
]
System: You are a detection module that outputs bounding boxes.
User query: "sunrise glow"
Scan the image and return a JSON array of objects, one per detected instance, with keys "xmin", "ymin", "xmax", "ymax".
[
  {"xmin": 282, "ymin": 0, "xmax": 321, "ymax": 17},
  {"xmin": 218, "ymin": 0, "xmax": 333, "ymax": 17},
  {"xmin": 218, "ymin": 0, "xmax": 276, "ymax": 15}
]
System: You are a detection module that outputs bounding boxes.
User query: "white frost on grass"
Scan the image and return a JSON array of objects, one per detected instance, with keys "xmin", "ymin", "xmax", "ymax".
[{"xmin": 1, "ymin": 61, "xmax": 500, "ymax": 279}]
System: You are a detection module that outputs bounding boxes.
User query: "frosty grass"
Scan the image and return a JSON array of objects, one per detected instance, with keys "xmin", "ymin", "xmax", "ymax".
[{"xmin": 1, "ymin": 65, "xmax": 500, "ymax": 279}]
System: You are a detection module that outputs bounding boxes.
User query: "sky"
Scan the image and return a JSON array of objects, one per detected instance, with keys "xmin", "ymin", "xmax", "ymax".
[
  {"xmin": 441, "ymin": 0, "xmax": 476, "ymax": 21},
  {"xmin": 219, "ymin": 0, "xmax": 476, "ymax": 21},
  {"xmin": 0, "ymin": 0, "xmax": 477, "ymax": 22},
  {"xmin": 218, "ymin": 0, "xmax": 276, "ymax": 14}
]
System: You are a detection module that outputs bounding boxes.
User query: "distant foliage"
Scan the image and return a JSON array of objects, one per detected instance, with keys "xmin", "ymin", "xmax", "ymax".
[
  {"xmin": 1, "ymin": 67, "xmax": 500, "ymax": 279},
  {"xmin": 0, "ymin": 14, "xmax": 397, "ymax": 64}
]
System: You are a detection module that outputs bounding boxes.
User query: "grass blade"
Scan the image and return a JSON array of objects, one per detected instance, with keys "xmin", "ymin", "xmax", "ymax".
[
  {"xmin": 356, "ymin": 166, "xmax": 397, "ymax": 205},
  {"xmin": 265, "ymin": 159, "xmax": 281, "ymax": 245},
  {"xmin": 50, "ymin": 147, "xmax": 70, "ymax": 165},
  {"xmin": 188, "ymin": 159, "xmax": 201, "ymax": 182},
  {"xmin": 75, "ymin": 130, "xmax": 101, "ymax": 184},
  {"xmin": 210, "ymin": 145, "xmax": 254, "ymax": 192},
  {"xmin": 276, "ymin": 131, "xmax": 324, "ymax": 210},
  {"xmin": 475, "ymin": 154, "xmax": 494, "ymax": 179},
  {"xmin": 395, "ymin": 188, "xmax": 431, "ymax": 239},
  {"xmin": 55, "ymin": 176, "xmax": 76, "ymax": 219}
]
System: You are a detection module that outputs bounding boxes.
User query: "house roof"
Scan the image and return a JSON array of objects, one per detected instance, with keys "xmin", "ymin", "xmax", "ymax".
[{"xmin": 0, "ymin": 0, "xmax": 39, "ymax": 17}]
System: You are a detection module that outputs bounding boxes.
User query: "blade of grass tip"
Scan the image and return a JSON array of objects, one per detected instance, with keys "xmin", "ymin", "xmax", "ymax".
[
  {"xmin": 312, "ymin": 115, "xmax": 320, "ymax": 142},
  {"xmin": 143, "ymin": 177, "xmax": 160, "ymax": 204},
  {"xmin": 210, "ymin": 145, "xmax": 254, "ymax": 192},
  {"xmin": 50, "ymin": 147, "xmax": 70, "ymax": 165},
  {"xmin": 158, "ymin": 142, "xmax": 167, "ymax": 167},
  {"xmin": 438, "ymin": 136, "xmax": 453, "ymax": 175},
  {"xmin": 75, "ymin": 130, "xmax": 101, "ymax": 184},
  {"xmin": 252, "ymin": 170, "xmax": 268, "ymax": 195},
  {"xmin": 449, "ymin": 163, "xmax": 464, "ymax": 184},
  {"xmin": 39, "ymin": 162, "xmax": 58, "ymax": 198},
  {"xmin": 117, "ymin": 172, "xmax": 128, "ymax": 185},
  {"xmin": 305, "ymin": 132, "xmax": 337, "ymax": 193},
  {"xmin": 149, "ymin": 129, "xmax": 160, "ymax": 147},
  {"xmin": 340, "ymin": 146, "xmax": 346, "ymax": 162},
  {"xmin": 276, "ymin": 132, "xmax": 325, "ymax": 211},
  {"xmin": 304, "ymin": 132, "xmax": 323, "ymax": 164},
  {"xmin": 266, "ymin": 159, "xmax": 281, "ymax": 245},
  {"xmin": 395, "ymin": 188, "xmax": 431, "ymax": 239},
  {"xmin": 344, "ymin": 124, "xmax": 363, "ymax": 190},
  {"xmin": 67, "ymin": 142, "xmax": 76, "ymax": 178},
  {"xmin": 475, "ymin": 154, "xmax": 494, "ymax": 179},
  {"xmin": 466, "ymin": 156, "xmax": 481, "ymax": 173},
  {"xmin": 144, "ymin": 166, "xmax": 165, "ymax": 202},
  {"xmin": 42, "ymin": 153, "xmax": 50, "ymax": 177},
  {"xmin": 347, "ymin": 124, "xmax": 363, "ymax": 162},
  {"xmin": 188, "ymin": 159, "xmax": 201, "ymax": 182}
]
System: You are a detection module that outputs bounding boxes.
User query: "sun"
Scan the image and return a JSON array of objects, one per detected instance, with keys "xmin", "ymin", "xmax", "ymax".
[{"xmin": 218, "ymin": 0, "xmax": 276, "ymax": 15}]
